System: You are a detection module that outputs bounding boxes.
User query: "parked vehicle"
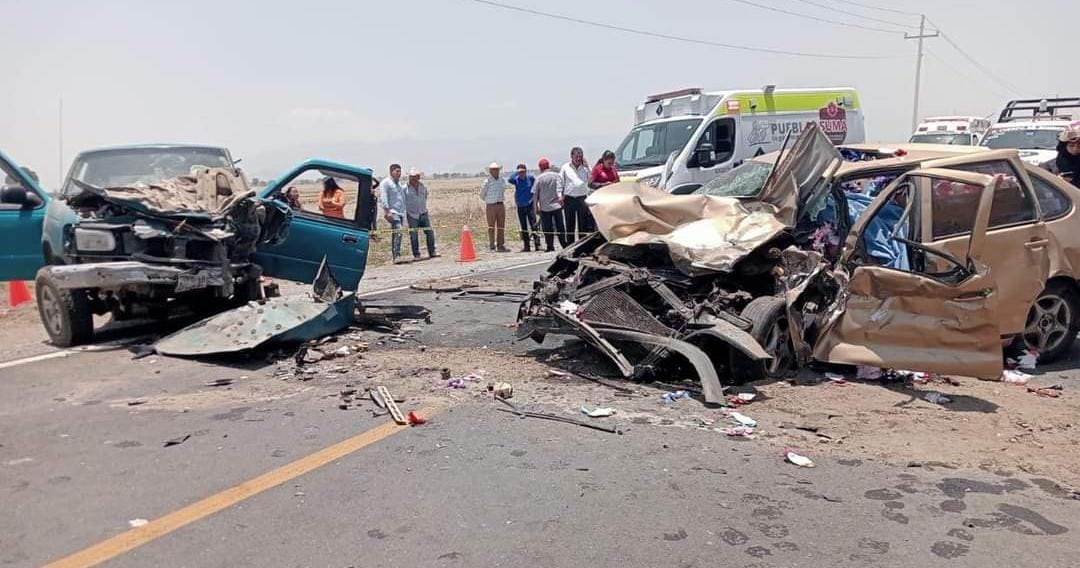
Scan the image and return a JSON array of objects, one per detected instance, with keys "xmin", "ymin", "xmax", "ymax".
[
  {"xmin": 0, "ymin": 144, "xmax": 375, "ymax": 347},
  {"xmin": 519, "ymin": 125, "xmax": 1080, "ymax": 398},
  {"xmin": 980, "ymin": 98, "xmax": 1080, "ymax": 168},
  {"xmin": 614, "ymin": 86, "xmax": 865, "ymax": 194},
  {"xmin": 910, "ymin": 116, "xmax": 991, "ymax": 145}
]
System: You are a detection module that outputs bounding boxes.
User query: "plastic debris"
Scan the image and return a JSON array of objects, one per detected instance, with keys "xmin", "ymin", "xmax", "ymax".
[
  {"xmin": 1008, "ymin": 348, "xmax": 1039, "ymax": 371},
  {"xmin": 580, "ymin": 405, "xmax": 617, "ymax": 418},
  {"xmin": 728, "ymin": 393, "xmax": 756, "ymax": 406},
  {"xmin": 923, "ymin": 391, "xmax": 952, "ymax": 405},
  {"xmin": 557, "ymin": 300, "xmax": 580, "ymax": 315},
  {"xmin": 727, "ymin": 411, "xmax": 757, "ymax": 428},
  {"xmin": 447, "ymin": 378, "xmax": 467, "ymax": 389},
  {"xmin": 406, "ymin": 411, "xmax": 427, "ymax": 425},
  {"xmin": 720, "ymin": 426, "xmax": 755, "ymax": 438},
  {"xmin": 163, "ymin": 434, "xmax": 191, "ymax": 447},
  {"xmin": 824, "ymin": 373, "xmax": 848, "ymax": 385},
  {"xmin": 1003, "ymin": 370, "xmax": 1032, "ymax": 385},
  {"xmin": 856, "ymin": 366, "xmax": 883, "ymax": 380},
  {"xmin": 662, "ymin": 390, "xmax": 692, "ymax": 403},
  {"xmin": 784, "ymin": 448, "xmax": 815, "ymax": 468},
  {"xmin": 1027, "ymin": 386, "xmax": 1061, "ymax": 398},
  {"xmin": 547, "ymin": 369, "xmax": 571, "ymax": 377},
  {"xmin": 128, "ymin": 518, "xmax": 149, "ymax": 528}
]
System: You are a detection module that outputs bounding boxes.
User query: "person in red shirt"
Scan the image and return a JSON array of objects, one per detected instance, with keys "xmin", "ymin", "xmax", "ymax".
[{"xmin": 589, "ymin": 149, "xmax": 620, "ymax": 190}]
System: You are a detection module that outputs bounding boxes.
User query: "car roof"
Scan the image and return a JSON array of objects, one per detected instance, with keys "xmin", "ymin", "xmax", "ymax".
[
  {"xmin": 750, "ymin": 143, "xmax": 988, "ymax": 176},
  {"xmin": 73, "ymin": 144, "xmax": 232, "ymax": 157}
]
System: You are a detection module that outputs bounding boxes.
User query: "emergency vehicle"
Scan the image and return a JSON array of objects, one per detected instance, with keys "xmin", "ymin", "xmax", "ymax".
[
  {"xmin": 613, "ymin": 86, "xmax": 865, "ymax": 194},
  {"xmin": 981, "ymin": 98, "xmax": 1080, "ymax": 167},
  {"xmin": 909, "ymin": 116, "xmax": 990, "ymax": 145}
]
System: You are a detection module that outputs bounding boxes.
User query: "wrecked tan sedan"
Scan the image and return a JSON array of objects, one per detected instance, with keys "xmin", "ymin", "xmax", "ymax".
[{"xmin": 517, "ymin": 124, "xmax": 1080, "ymax": 403}]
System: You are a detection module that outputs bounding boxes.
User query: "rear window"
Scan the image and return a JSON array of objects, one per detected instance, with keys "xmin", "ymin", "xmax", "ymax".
[
  {"xmin": 947, "ymin": 160, "xmax": 1037, "ymax": 229},
  {"xmin": 1029, "ymin": 171, "xmax": 1073, "ymax": 219}
]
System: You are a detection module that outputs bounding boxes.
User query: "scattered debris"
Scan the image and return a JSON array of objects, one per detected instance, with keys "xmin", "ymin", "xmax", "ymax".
[
  {"xmin": 452, "ymin": 289, "xmax": 530, "ymax": 303},
  {"xmin": 572, "ymin": 371, "xmax": 639, "ymax": 394},
  {"xmin": 856, "ymin": 366, "xmax": 883, "ymax": 380},
  {"xmin": 406, "ymin": 411, "xmax": 427, "ymax": 426},
  {"xmin": 923, "ymin": 391, "xmax": 952, "ymax": 405},
  {"xmin": 495, "ymin": 406, "xmax": 621, "ymax": 434},
  {"xmin": 727, "ymin": 411, "xmax": 758, "ymax": 428},
  {"xmin": 720, "ymin": 426, "xmax": 755, "ymax": 438},
  {"xmin": 728, "ymin": 393, "xmax": 756, "ymax": 405},
  {"xmin": 377, "ymin": 386, "xmax": 407, "ymax": 425},
  {"xmin": 127, "ymin": 400, "xmax": 147, "ymax": 406},
  {"xmin": 580, "ymin": 406, "xmax": 617, "ymax": 418},
  {"xmin": 128, "ymin": 519, "xmax": 149, "ymax": 528},
  {"xmin": 784, "ymin": 448, "xmax": 815, "ymax": 468},
  {"xmin": 662, "ymin": 390, "xmax": 692, "ymax": 404},
  {"xmin": 441, "ymin": 368, "xmax": 452, "ymax": 381},
  {"xmin": 493, "ymin": 382, "xmax": 514, "ymax": 400},
  {"xmin": 1028, "ymin": 386, "xmax": 1062, "ymax": 398},
  {"xmin": 163, "ymin": 434, "xmax": 191, "ymax": 448},
  {"xmin": 205, "ymin": 378, "xmax": 234, "ymax": 387},
  {"xmin": 1003, "ymin": 370, "xmax": 1032, "ymax": 385}
]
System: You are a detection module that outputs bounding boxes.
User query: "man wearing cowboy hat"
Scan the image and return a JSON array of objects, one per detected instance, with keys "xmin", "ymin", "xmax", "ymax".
[
  {"xmin": 479, "ymin": 162, "xmax": 510, "ymax": 252},
  {"xmin": 405, "ymin": 167, "xmax": 438, "ymax": 259}
]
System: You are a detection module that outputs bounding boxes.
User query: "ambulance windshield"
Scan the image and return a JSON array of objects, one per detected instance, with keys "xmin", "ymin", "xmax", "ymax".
[{"xmin": 616, "ymin": 118, "xmax": 702, "ymax": 170}]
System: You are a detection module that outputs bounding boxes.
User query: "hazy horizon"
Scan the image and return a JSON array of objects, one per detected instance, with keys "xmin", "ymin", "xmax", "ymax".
[{"xmin": 4, "ymin": 0, "xmax": 1077, "ymax": 187}]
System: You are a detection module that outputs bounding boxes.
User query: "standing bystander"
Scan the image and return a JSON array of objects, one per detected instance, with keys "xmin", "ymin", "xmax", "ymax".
[
  {"xmin": 508, "ymin": 163, "xmax": 542, "ymax": 252},
  {"xmin": 405, "ymin": 168, "xmax": 438, "ymax": 259},
  {"xmin": 560, "ymin": 147, "xmax": 593, "ymax": 241},
  {"xmin": 480, "ymin": 162, "xmax": 510, "ymax": 252},
  {"xmin": 590, "ymin": 150, "xmax": 620, "ymax": 191},
  {"xmin": 533, "ymin": 158, "xmax": 567, "ymax": 252},
  {"xmin": 378, "ymin": 164, "xmax": 408, "ymax": 263}
]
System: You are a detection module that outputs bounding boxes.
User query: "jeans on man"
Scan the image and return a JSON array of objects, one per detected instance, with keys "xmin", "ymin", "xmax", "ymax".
[
  {"xmin": 408, "ymin": 213, "xmax": 437, "ymax": 258},
  {"xmin": 540, "ymin": 209, "xmax": 568, "ymax": 251},
  {"xmin": 515, "ymin": 205, "xmax": 542, "ymax": 251},
  {"xmin": 389, "ymin": 215, "xmax": 404, "ymax": 261},
  {"xmin": 563, "ymin": 195, "xmax": 594, "ymax": 242}
]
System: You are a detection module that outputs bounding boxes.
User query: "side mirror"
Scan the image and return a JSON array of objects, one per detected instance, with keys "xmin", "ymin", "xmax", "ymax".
[
  {"xmin": 695, "ymin": 143, "xmax": 715, "ymax": 168},
  {"xmin": 0, "ymin": 186, "xmax": 42, "ymax": 208}
]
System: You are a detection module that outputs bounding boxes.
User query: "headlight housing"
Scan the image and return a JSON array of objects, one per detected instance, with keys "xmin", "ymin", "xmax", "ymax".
[
  {"xmin": 73, "ymin": 228, "xmax": 117, "ymax": 252},
  {"xmin": 638, "ymin": 174, "xmax": 662, "ymax": 188}
]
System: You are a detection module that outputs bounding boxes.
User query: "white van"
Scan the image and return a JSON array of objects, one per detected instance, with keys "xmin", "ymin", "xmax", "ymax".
[
  {"xmin": 614, "ymin": 87, "xmax": 865, "ymax": 194},
  {"xmin": 910, "ymin": 116, "xmax": 991, "ymax": 145}
]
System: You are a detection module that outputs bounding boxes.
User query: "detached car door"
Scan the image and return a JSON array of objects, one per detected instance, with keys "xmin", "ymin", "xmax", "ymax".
[
  {"xmin": 917, "ymin": 150, "xmax": 1050, "ymax": 337},
  {"xmin": 0, "ymin": 151, "xmax": 50, "ymax": 281},
  {"xmin": 253, "ymin": 160, "xmax": 375, "ymax": 291},
  {"xmin": 812, "ymin": 168, "xmax": 1004, "ymax": 379}
]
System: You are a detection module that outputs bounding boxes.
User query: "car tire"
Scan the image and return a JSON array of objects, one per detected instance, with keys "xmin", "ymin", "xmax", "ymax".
[
  {"xmin": 1015, "ymin": 281, "xmax": 1079, "ymax": 363},
  {"xmin": 35, "ymin": 271, "xmax": 93, "ymax": 347},
  {"xmin": 741, "ymin": 296, "xmax": 794, "ymax": 379}
]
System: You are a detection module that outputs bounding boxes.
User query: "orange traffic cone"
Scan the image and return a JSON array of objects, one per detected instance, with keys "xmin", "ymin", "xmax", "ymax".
[
  {"xmin": 458, "ymin": 225, "xmax": 478, "ymax": 263},
  {"xmin": 8, "ymin": 281, "xmax": 32, "ymax": 308}
]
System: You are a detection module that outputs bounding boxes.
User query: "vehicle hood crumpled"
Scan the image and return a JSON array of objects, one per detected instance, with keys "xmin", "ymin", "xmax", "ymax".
[
  {"xmin": 69, "ymin": 167, "xmax": 255, "ymax": 220},
  {"xmin": 585, "ymin": 181, "xmax": 788, "ymax": 275}
]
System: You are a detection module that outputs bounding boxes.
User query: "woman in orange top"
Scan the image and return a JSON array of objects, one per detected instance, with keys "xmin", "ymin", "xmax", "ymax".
[{"xmin": 318, "ymin": 177, "xmax": 347, "ymax": 219}]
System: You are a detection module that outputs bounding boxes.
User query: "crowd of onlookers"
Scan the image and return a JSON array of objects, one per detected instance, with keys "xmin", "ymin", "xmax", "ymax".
[{"xmin": 359, "ymin": 147, "xmax": 620, "ymax": 264}]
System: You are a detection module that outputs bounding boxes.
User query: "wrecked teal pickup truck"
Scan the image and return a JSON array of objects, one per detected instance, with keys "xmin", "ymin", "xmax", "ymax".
[{"xmin": 0, "ymin": 145, "xmax": 374, "ymax": 347}]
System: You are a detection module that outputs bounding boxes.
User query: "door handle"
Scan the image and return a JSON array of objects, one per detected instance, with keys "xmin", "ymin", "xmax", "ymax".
[
  {"xmin": 342, "ymin": 234, "xmax": 359, "ymax": 244},
  {"xmin": 1024, "ymin": 239, "xmax": 1049, "ymax": 249},
  {"xmin": 954, "ymin": 289, "xmax": 992, "ymax": 302}
]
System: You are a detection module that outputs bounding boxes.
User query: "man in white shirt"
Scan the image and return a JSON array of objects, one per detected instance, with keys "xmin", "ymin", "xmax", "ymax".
[
  {"xmin": 377, "ymin": 163, "xmax": 408, "ymax": 263},
  {"xmin": 560, "ymin": 146, "xmax": 593, "ymax": 242},
  {"xmin": 479, "ymin": 162, "xmax": 510, "ymax": 252}
]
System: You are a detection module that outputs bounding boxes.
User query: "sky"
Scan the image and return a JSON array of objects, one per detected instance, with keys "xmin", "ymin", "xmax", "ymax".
[{"xmin": 2, "ymin": 0, "xmax": 1078, "ymax": 187}]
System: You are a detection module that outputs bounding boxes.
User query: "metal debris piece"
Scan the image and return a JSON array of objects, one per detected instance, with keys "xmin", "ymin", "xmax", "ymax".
[
  {"xmin": 205, "ymin": 378, "xmax": 234, "ymax": 387},
  {"xmin": 493, "ymin": 382, "xmax": 514, "ymax": 399},
  {"xmin": 495, "ymin": 407, "xmax": 621, "ymax": 434},
  {"xmin": 452, "ymin": 289, "xmax": 530, "ymax": 302},
  {"xmin": 377, "ymin": 386, "xmax": 407, "ymax": 425},
  {"xmin": 163, "ymin": 434, "xmax": 191, "ymax": 447},
  {"xmin": 580, "ymin": 405, "xmax": 617, "ymax": 418}
]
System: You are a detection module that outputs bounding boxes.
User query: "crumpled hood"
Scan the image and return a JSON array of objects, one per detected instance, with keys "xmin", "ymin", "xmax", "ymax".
[
  {"xmin": 586, "ymin": 181, "xmax": 787, "ymax": 275},
  {"xmin": 70, "ymin": 167, "xmax": 253, "ymax": 221}
]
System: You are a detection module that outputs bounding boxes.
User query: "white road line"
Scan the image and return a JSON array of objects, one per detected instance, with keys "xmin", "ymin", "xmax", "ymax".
[{"xmin": 0, "ymin": 258, "xmax": 552, "ymax": 369}]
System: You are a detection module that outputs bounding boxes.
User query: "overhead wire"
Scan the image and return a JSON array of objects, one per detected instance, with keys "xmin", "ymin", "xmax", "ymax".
[
  {"xmin": 466, "ymin": 0, "xmax": 902, "ymax": 59},
  {"xmin": 925, "ymin": 17, "xmax": 1023, "ymax": 96},
  {"xmin": 790, "ymin": 0, "xmax": 919, "ymax": 30},
  {"xmin": 829, "ymin": 0, "xmax": 922, "ymax": 17},
  {"xmin": 925, "ymin": 49, "xmax": 1012, "ymax": 101},
  {"xmin": 727, "ymin": 0, "xmax": 907, "ymax": 34}
]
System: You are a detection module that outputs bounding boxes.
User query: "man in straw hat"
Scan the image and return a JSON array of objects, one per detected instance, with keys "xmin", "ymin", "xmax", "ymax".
[{"xmin": 479, "ymin": 162, "xmax": 510, "ymax": 252}]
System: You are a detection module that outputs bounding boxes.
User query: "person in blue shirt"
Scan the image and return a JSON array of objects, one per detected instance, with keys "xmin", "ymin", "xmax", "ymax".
[{"xmin": 508, "ymin": 163, "xmax": 542, "ymax": 252}]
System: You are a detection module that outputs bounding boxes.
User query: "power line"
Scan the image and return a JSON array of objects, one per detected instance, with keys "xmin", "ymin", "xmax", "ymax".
[
  {"xmin": 925, "ymin": 18, "xmax": 1022, "ymax": 96},
  {"xmin": 466, "ymin": 0, "xmax": 902, "ymax": 59},
  {"xmin": 925, "ymin": 49, "xmax": 1011, "ymax": 100},
  {"xmin": 830, "ymin": 0, "xmax": 922, "ymax": 17},
  {"xmin": 791, "ymin": 0, "xmax": 918, "ymax": 30},
  {"xmin": 728, "ymin": 0, "xmax": 906, "ymax": 34}
]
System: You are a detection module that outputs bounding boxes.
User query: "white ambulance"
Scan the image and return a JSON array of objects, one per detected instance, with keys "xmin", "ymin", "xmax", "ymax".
[
  {"xmin": 614, "ymin": 86, "xmax": 865, "ymax": 194},
  {"xmin": 909, "ymin": 116, "xmax": 991, "ymax": 146}
]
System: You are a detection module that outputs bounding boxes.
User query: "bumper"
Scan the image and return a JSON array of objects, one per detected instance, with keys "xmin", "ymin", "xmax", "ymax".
[{"xmin": 40, "ymin": 261, "xmax": 229, "ymax": 292}]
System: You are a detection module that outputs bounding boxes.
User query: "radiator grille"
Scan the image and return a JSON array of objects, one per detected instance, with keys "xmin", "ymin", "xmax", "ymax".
[{"xmin": 579, "ymin": 288, "xmax": 673, "ymax": 336}]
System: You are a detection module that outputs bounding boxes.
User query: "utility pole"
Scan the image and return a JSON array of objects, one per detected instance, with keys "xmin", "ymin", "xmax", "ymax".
[{"xmin": 905, "ymin": 14, "xmax": 938, "ymax": 131}]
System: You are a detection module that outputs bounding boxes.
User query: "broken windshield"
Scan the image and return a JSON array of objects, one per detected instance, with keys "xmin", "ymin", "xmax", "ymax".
[
  {"xmin": 909, "ymin": 133, "xmax": 973, "ymax": 145},
  {"xmin": 694, "ymin": 160, "xmax": 772, "ymax": 198},
  {"xmin": 63, "ymin": 146, "xmax": 233, "ymax": 197},
  {"xmin": 615, "ymin": 118, "xmax": 701, "ymax": 170}
]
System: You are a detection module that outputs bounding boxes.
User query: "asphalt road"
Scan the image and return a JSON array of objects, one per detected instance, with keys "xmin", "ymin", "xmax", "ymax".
[{"xmin": 2, "ymin": 264, "xmax": 1079, "ymax": 568}]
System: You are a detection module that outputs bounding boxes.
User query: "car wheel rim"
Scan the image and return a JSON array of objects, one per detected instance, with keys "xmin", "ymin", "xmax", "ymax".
[
  {"xmin": 1023, "ymin": 295, "xmax": 1073, "ymax": 353},
  {"xmin": 764, "ymin": 317, "xmax": 792, "ymax": 375},
  {"xmin": 39, "ymin": 287, "xmax": 64, "ymax": 336}
]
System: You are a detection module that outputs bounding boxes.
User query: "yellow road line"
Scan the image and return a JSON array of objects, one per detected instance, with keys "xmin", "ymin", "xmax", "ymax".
[{"xmin": 43, "ymin": 407, "xmax": 436, "ymax": 568}]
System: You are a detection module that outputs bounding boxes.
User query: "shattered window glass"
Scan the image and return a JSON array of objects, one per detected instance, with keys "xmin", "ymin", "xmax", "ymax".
[
  {"xmin": 65, "ymin": 147, "xmax": 232, "ymax": 197},
  {"xmin": 696, "ymin": 160, "xmax": 771, "ymax": 197},
  {"xmin": 1029, "ymin": 172, "xmax": 1072, "ymax": 219},
  {"xmin": 947, "ymin": 160, "xmax": 1037, "ymax": 228}
]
